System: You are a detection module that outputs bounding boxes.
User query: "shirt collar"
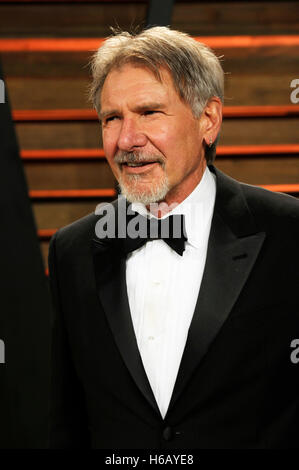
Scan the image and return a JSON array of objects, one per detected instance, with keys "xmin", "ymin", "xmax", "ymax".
[{"xmin": 131, "ymin": 166, "xmax": 216, "ymax": 249}]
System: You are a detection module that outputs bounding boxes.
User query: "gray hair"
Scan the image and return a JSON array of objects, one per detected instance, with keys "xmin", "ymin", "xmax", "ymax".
[{"xmin": 89, "ymin": 26, "xmax": 224, "ymax": 164}]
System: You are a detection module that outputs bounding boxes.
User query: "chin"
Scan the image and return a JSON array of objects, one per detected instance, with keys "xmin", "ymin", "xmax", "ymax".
[{"xmin": 118, "ymin": 175, "xmax": 170, "ymax": 205}]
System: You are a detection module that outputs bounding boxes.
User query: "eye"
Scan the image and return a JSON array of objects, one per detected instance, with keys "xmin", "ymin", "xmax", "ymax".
[
  {"xmin": 143, "ymin": 110, "xmax": 159, "ymax": 117},
  {"xmin": 105, "ymin": 115, "xmax": 119, "ymax": 123}
]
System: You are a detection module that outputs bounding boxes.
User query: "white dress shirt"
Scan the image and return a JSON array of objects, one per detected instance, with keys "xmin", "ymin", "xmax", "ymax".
[{"xmin": 126, "ymin": 166, "xmax": 216, "ymax": 418}]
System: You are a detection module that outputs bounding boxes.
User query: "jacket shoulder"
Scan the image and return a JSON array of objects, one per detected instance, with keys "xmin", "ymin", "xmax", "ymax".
[
  {"xmin": 240, "ymin": 180, "xmax": 299, "ymax": 222},
  {"xmin": 212, "ymin": 165, "xmax": 299, "ymax": 221},
  {"xmin": 49, "ymin": 199, "xmax": 120, "ymax": 257},
  {"xmin": 211, "ymin": 165, "xmax": 299, "ymax": 237}
]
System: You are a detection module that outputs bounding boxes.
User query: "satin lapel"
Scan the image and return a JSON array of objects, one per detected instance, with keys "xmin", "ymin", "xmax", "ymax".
[
  {"xmin": 92, "ymin": 200, "xmax": 160, "ymax": 417},
  {"xmin": 167, "ymin": 166, "xmax": 266, "ymax": 416}
]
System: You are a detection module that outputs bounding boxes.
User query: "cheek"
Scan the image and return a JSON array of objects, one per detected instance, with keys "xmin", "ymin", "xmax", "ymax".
[
  {"xmin": 162, "ymin": 127, "xmax": 189, "ymax": 163},
  {"xmin": 102, "ymin": 129, "xmax": 117, "ymax": 157},
  {"xmin": 148, "ymin": 122, "xmax": 179, "ymax": 156},
  {"xmin": 102, "ymin": 134, "xmax": 117, "ymax": 171}
]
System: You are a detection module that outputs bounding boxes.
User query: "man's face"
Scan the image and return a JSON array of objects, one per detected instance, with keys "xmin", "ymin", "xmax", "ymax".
[{"xmin": 100, "ymin": 64, "xmax": 207, "ymax": 206}]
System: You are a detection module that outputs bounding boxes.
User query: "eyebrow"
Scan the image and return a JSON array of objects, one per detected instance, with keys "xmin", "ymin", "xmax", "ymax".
[
  {"xmin": 99, "ymin": 102, "xmax": 166, "ymax": 121},
  {"xmin": 134, "ymin": 102, "xmax": 166, "ymax": 113},
  {"xmin": 98, "ymin": 109, "xmax": 119, "ymax": 121}
]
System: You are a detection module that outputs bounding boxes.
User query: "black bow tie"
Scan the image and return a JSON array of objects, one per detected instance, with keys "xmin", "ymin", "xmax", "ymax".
[{"xmin": 123, "ymin": 212, "xmax": 188, "ymax": 256}]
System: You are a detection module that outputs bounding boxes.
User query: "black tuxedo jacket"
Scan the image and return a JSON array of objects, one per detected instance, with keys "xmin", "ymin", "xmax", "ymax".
[{"xmin": 48, "ymin": 165, "xmax": 299, "ymax": 449}]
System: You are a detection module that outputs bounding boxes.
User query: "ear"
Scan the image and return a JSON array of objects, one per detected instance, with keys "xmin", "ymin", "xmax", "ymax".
[{"xmin": 200, "ymin": 97, "xmax": 223, "ymax": 147}]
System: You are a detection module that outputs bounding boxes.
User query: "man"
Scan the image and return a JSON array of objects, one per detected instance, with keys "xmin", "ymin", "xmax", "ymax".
[{"xmin": 48, "ymin": 27, "xmax": 299, "ymax": 449}]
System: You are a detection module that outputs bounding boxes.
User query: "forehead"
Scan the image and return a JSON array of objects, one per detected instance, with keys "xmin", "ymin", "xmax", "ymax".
[{"xmin": 100, "ymin": 64, "xmax": 178, "ymax": 108}]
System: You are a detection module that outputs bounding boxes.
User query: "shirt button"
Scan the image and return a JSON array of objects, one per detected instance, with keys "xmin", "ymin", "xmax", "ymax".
[
  {"xmin": 148, "ymin": 336, "xmax": 155, "ymax": 341},
  {"xmin": 162, "ymin": 426, "xmax": 174, "ymax": 442}
]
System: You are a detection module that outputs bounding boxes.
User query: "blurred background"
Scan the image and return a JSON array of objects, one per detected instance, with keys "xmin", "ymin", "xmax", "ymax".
[{"xmin": 1, "ymin": 0, "xmax": 299, "ymax": 269}]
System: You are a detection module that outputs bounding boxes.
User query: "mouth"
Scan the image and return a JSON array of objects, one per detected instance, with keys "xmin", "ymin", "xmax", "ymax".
[{"xmin": 121, "ymin": 161, "xmax": 159, "ymax": 173}]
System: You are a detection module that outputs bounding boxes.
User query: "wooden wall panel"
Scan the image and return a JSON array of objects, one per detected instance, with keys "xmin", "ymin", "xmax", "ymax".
[
  {"xmin": 1, "ymin": 2, "xmax": 297, "ymax": 38},
  {"xmin": 172, "ymin": 1, "xmax": 299, "ymax": 35},
  {"xmin": 24, "ymin": 160, "xmax": 115, "ymax": 190},
  {"xmin": 220, "ymin": 118, "xmax": 299, "ymax": 145},
  {"xmin": 15, "ymin": 122, "xmax": 100, "ymax": 148},
  {"xmin": 1, "ymin": 51, "xmax": 92, "ymax": 108},
  {"xmin": 6, "ymin": 77, "xmax": 90, "ymax": 110},
  {"xmin": 32, "ymin": 199, "xmax": 113, "ymax": 229},
  {"xmin": 0, "ymin": 3, "xmax": 147, "ymax": 38},
  {"xmin": 1, "ymin": 52, "xmax": 91, "ymax": 77},
  {"xmin": 223, "ymin": 46, "xmax": 298, "ymax": 106},
  {"xmin": 215, "ymin": 157, "xmax": 299, "ymax": 184}
]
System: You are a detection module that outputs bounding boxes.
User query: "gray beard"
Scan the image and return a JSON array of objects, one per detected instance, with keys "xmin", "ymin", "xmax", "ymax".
[{"xmin": 118, "ymin": 173, "xmax": 170, "ymax": 205}]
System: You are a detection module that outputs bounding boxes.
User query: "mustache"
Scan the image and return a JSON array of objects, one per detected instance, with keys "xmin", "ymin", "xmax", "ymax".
[{"xmin": 114, "ymin": 151, "xmax": 165, "ymax": 166}]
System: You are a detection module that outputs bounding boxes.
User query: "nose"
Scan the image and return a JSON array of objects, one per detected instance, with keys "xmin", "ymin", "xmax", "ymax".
[{"xmin": 117, "ymin": 117, "xmax": 147, "ymax": 151}]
